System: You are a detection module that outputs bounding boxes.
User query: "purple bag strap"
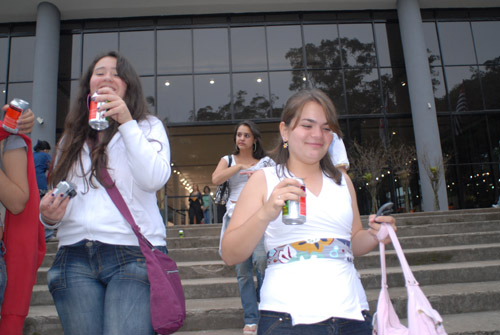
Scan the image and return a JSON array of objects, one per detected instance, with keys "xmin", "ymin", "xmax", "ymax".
[{"xmin": 100, "ymin": 167, "xmax": 155, "ymax": 250}]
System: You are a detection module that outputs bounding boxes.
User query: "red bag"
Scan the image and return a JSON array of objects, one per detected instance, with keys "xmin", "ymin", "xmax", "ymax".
[
  {"xmin": 102, "ymin": 168, "xmax": 186, "ymax": 334},
  {"xmin": 373, "ymin": 223, "xmax": 447, "ymax": 335}
]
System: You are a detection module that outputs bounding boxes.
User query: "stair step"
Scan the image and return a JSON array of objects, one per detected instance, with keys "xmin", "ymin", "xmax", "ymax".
[{"xmin": 25, "ymin": 209, "xmax": 500, "ymax": 334}]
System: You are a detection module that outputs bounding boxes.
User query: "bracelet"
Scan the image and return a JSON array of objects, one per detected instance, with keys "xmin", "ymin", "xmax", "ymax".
[{"xmin": 40, "ymin": 214, "xmax": 62, "ymax": 229}]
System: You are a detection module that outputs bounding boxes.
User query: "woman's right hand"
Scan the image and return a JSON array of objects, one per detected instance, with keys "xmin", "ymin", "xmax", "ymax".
[
  {"xmin": 261, "ymin": 177, "xmax": 306, "ymax": 222},
  {"xmin": 40, "ymin": 188, "xmax": 71, "ymax": 224}
]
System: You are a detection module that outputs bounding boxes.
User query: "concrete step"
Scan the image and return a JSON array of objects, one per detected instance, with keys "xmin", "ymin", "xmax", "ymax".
[
  {"xmin": 173, "ymin": 310, "xmax": 500, "ymax": 335},
  {"xmin": 355, "ymin": 243, "xmax": 500, "ymax": 269},
  {"xmin": 32, "ymin": 260, "xmax": 500, "ymax": 304},
  {"xmin": 36, "ymin": 243, "xmax": 500, "ymax": 286},
  {"xmin": 165, "ymin": 221, "xmax": 500, "ymax": 249},
  {"xmin": 25, "ymin": 281, "xmax": 500, "ymax": 334}
]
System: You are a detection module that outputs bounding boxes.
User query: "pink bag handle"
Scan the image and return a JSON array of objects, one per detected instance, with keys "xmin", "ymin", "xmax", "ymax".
[{"xmin": 377, "ymin": 223, "xmax": 419, "ymax": 286}]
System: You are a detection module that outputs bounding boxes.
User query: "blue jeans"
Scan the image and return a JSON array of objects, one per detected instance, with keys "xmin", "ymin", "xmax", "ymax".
[
  {"xmin": 236, "ymin": 237, "xmax": 267, "ymax": 325},
  {"xmin": 258, "ymin": 310, "xmax": 373, "ymax": 335},
  {"xmin": 203, "ymin": 209, "xmax": 211, "ymax": 224},
  {"xmin": 45, "ymin": 227, "xmax": 55, "ymax": 240},
  {"xmin": 48, "ymin": 240, "xmax": 167, "ymax": 335},
  {"xmin": 0, "ymin": 242, "xmax": 7, "ymax": 311}
]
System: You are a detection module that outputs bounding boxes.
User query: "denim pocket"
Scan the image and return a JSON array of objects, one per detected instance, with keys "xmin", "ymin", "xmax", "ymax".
[
  {"xmin": 117, "ymin": 246, "xmax": 149, "ymax": 284},
  {"xmin": 259, "ymin": 311, "xmax": 290, "ymax": 335},
  {"xmin": 47, "ymin": 247, "xmax": 68, "ymax": 293}
]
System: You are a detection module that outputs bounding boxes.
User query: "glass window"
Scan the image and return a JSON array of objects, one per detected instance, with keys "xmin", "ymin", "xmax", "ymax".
[
  {"xmin": 157, "ymin": 29, "xmax": 192, "ymax": 75},
  {"xmin": 140, "ymin": 76, "xmax": 155, "ymax": 114},
  {"xmin": 7, "ymin": 82, "xmax": 33, "ymax": 104},
  {"xmin": 0, "ymin": 83, "xmax": 6, "ymax": 105},
  {"xmin": 194, "ymin": 74, "xmax": 230, "ymax": 121},
  {"xmin": 379, "ymin": 68, "xmax": 411, "ymax": 114},
  {"xmin": 55, "ymin": 79, "xmax": 79, "ymax": 131},
  {"xmin": 9, "ymin": 36, "xmax": 35, "ymax": 82},
  {"xmin": 422, "ymin": 22, "xmax": 442, "ymax": 66},
  {"xmin": 429, "ymin": 66, "xmax": 448, "ymax": 111},
  {"xmin": 344, "ymin": 68, "xmax": 380, "ymax": 114},
  {"xmin": 374, "ymin": 23, "xmax": 405, "ymax": 68},
  {"xmin": 338, "ymin": 24, "xmax": 376, "ymax": 68},
  {"xmin": 471, "ymin": 21, "xmax": 500, "ymax": 65},
  {"xmin": 120, "ymin": 31, "xmax": 155, "ymax": 76},
  {"xmin": 437, "ymin": 22, "xmax": 476, "ymax": 65},
  {"xmin": 157, "ymin": 75, "xmax": 193, "ymax": 124},
  {"xmin": 303, "ymin": 24, "xmax": 341, "ymax": 69},
  {"xmin": 71, "ymin": 34, "xmax": 83, "ymax": 79},
  {"xmin": 0, "ymin": 38, "xmax": 7, "ymax": 82},
  {"xmin": 82, "ymin": 33, "xmax": 119, "ymax": 71},
  {"xmin": 58, "ymin": 34, "xmax": 82, "ymax": 80},
  {"xmin": 231, "ymin": 27, "xmax": 267, "ymax": 72},
  {"xmin": 269, "ymin": 71, "xmax": 307, "ymax": 117},
  {"xmin": 267, "ymin": 25, "xmax": 302, "ymax": 70},
  {"xmin": 454, "ymin": 115, "xmax": 489, "ymax": 164},
  {"xmin": 193, "ymin": 28, "xmax": 229, "ymax": 73},
  {"xmin": 307, "ymin": 69, "xmax": 346, "ymax": 115},
  {"xmin": 232, "ymin": 72, "xmax": 270, "ymax": 119},
  {"xmin": 479, "ymin": 64, "xmax": 500, "ymax": 109},
  {"xmin": 444, "ymin": 66, "xmax": 483, "ymax": 111}
]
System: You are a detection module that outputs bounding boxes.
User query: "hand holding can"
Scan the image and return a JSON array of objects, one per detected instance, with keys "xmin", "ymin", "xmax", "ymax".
[
  {"xmin": 282, "ymin": 177, "xmax": 306, "ymax": 225},
  {"xmin": 88, "ymin": 92, "xmax": 110, "ymax": 131},
  {"xmin": 2, "ymin": 98, "xmax": 30, "ymax": 134}
]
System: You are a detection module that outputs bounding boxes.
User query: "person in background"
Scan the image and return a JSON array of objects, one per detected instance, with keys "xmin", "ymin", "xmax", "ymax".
[
  {"xmin": 1, "ymin": 106, "xmax": 45, "ymax": 334},
  {"xmin": 33, "ymin": 140, "xmax": 56, "ymax": 241},
  {"xmin": 212, "ymin": 120, "xmax": 274, "ymax": 335},
  {"xmin": 202, "ymin": 185, "xmax": 214, "ymax": 224},
  {"xmin": 39, "ymin": 51, "xmax": 171, "ymax": 335},
  {"xmin": 329, "ymin": 132, "xmax": 349, "ymax": 173},
  {"xmin": 221, "ymin": 89, "xmax": 396, "ymax": 335},
  {"xmin": 189, "ymin": 184, "xmax": 204, "ymax": 224}
]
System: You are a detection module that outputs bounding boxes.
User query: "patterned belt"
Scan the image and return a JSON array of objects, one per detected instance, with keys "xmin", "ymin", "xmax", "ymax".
[{"xmin": 267, "ymin": 237, "xmax": 353, "ymax": 266}]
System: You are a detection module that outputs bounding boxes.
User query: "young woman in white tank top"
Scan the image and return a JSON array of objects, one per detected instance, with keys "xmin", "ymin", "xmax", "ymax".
[{"xmin": 221, "ymin": 89, "xmax": 397, "ymax": 335}]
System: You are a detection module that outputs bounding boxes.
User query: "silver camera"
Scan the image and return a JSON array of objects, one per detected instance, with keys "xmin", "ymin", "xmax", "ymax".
[{"xmin": 53, "ymin": 181, "xmax": 77, "ymax": 199}]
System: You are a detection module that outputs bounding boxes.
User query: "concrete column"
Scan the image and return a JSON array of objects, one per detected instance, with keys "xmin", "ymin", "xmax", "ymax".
[
  {"xmin": 31, "ymin": 2, "xmax": 60, "ymax": 152},
  {"xmin": 397, "ymin": 0, "xmax": 448, "ymax": 211}
]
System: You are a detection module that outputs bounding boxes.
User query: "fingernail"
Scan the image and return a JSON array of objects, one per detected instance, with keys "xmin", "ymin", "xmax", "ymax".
[
  {"xmin": 51, "ymin": 193, "xmax": 55, "ymax": 197},
  {"xmin": 60, "ymin": 194, "xmax": 64, "ymax": 197}
]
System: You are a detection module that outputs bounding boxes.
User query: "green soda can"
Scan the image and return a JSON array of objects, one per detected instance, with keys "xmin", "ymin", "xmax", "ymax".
[{"xmin": 178, "ymin": 229, "xmax": 184, "ymax": 238}]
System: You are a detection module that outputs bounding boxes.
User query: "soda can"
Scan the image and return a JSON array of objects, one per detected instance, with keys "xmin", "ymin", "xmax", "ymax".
[
  {"xmin": 88, "ymin": 92, "xmax": 109, "ymax": 131},
  {"xmin": 178, "ymin": 230, "xmax": 184, "ymax": 238},
  {"xmin": 282, "ymin": 177, "xmax": 306, "ymax": 225},
  {"xmin": 2, "ymin": 98, "xmax": 30, "ymax": 134}
]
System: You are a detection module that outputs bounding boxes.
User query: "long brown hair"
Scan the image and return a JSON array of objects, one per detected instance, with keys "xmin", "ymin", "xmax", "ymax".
[
  {"xmin": 272, "ymin": 88, "xmax": 343, "ymax": 185},
  {"xmin": 49, "ymin": 51, "xmax": 150, "ymax": 190}
]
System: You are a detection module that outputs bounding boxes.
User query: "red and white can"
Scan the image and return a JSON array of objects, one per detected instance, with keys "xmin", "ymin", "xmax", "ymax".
[
  {"xmin": 2, "ymin": 98, "xmax": 30, "ymax": 134},
  {"xmin": 88, "ymin": 92, "xmax": 109, "ymax": 131}
]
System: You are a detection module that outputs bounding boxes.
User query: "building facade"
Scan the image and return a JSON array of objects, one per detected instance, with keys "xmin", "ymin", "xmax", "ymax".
[{"xmin": 1, "ymin": 0, "xmax": 499, "ymax": 219}]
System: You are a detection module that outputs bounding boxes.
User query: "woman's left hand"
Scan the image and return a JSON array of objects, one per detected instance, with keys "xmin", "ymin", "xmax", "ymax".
[
  {"xmin": 94, "ymin": 87, "xmax": 133, "ymax": 125},
  {"xmin": 367, "ymin": 214, "xmax": 397, "ymax": 244}
]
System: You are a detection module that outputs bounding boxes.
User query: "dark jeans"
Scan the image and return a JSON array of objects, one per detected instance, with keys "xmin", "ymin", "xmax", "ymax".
[{"xmin": 258, "ymin": 310, "xmax": 372, "ymax": 335}]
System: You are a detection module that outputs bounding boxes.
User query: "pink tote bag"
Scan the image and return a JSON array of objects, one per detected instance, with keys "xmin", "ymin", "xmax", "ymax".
[{"xmin": 373, "ymin": 223, "xmax": 447, "ymax": 335}]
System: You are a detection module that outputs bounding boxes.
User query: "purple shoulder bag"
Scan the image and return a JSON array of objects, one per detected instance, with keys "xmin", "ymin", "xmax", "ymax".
[{"xmin": 101, "ymin": 168, "xmax": 186, "ymax": 334}]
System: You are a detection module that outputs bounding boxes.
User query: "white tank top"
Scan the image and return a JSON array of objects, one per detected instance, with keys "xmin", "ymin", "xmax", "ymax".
[{"xmin": 259, "ymin": 166, "xmax": 369, "ymax": 325}]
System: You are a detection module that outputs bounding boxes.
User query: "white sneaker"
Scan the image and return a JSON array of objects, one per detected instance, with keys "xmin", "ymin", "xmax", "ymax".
[{"xmin": 493, "ymin": 204, "xmax": 499, "ymax": 208}]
